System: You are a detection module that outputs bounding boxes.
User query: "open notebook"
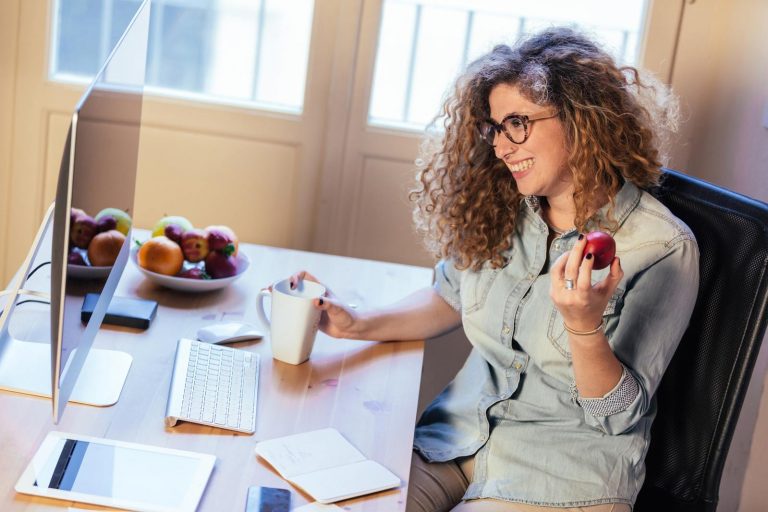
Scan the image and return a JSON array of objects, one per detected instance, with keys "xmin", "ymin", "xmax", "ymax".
[{"xmin": 254, "ymin": 428, "xmax": 400, "ymax": 504}]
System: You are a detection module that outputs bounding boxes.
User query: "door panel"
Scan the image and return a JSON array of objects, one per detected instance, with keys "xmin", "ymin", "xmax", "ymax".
[
  {"xmin": 134, "ymin": 126, "xmax": 298, "ymax": 247},
  {"xmin": 348, "ymin": 157, "xmax": 426, "ymax": 262}
]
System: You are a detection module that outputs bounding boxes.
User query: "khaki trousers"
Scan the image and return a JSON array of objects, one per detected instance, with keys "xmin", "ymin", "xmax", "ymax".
[{"xmin": 407, "ymin": 451, "xmax": 632, "ymax": 512}]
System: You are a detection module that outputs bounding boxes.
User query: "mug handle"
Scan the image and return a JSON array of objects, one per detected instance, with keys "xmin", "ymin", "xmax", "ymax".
[{"xmin": 255, "ymin": 288, "xmax": 272, "ymax": 329}]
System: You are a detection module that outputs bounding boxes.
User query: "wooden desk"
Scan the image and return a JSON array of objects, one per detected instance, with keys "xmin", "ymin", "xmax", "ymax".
[{"xmin": 0, "ymin": 241, "xmax": 432, "ymax": 511}]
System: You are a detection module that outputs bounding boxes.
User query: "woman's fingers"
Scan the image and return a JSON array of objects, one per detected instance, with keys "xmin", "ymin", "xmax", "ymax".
[
  {"xmin": 576, "ymin": 249, "xmax": 595, "ymax": 291},
  {"xmin": 551, "ymin": 251, "xmax": 569, "ymax": 282},
  {"xmin": 593, "ymin": 257, "xmax": 624, "ymax": 295},
  {"xmin": 313, "ymin": 294, "xmax": 356, "ymax": 338},
  {"xmin": 563, "ymin": 234, "xmax": 587, "ymax": 288},
  {"xmin": 314, "ymin": 295, "xmax": 341, "ymax": 310},
  {"xmin": 289, "ymin": 270, "xmax": 321, "ymax": 289}
]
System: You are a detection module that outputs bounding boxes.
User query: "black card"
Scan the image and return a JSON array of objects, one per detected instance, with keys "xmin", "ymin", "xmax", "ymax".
[
  {"xmin": 80, "ymin": 293, "xmax": 158, "ymax": 330},
  {"xmin": 245, "ymin": 486, "xmax": 290, "ymax": 512}
]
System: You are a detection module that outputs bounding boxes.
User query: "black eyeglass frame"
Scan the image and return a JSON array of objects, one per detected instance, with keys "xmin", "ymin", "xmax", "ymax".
[{"xmin": 477, "ymin": 109, "xmax": 559, "ymax": 146}]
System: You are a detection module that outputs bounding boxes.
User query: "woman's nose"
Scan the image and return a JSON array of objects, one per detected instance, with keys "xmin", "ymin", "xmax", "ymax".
[{"xmin": 494, "ymin": 133, "xmax": 518, "ymax": 159}]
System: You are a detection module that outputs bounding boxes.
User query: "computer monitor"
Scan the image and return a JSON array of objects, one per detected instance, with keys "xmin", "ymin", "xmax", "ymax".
[{"xmin": 0, "ymin": 0, "xmax": 150, "ymax": 423}]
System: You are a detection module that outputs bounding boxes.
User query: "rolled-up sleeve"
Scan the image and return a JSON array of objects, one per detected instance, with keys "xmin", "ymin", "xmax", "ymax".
[
  {"xmin": 581, "ymin": 236, "xmax": 700, "ymax": 435},
  {"xmin": 434, "ymin": 259, "xmax": 462, "ymax": 312}
]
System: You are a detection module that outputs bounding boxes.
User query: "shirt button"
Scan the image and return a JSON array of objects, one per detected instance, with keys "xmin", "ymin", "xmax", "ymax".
[
  {"xmin": 502, "ymin": 325, "xmax": 511, "ymax": 335},
  {"xmin": 513, "ymin": 361, "xmax": 523, "ymax": 370},
  {"xmin": 554, "ymin": 242, "xmax": 560, "ymax": 250}
]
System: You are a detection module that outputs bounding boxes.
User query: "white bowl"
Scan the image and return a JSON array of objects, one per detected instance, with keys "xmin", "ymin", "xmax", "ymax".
[
  {"xmin": 67, "ymin": 247, "xmax": 112, "ymax": 279},
  {"xmin": 130, "ymin": 248, "xmax": 250, "ymax": 292}
]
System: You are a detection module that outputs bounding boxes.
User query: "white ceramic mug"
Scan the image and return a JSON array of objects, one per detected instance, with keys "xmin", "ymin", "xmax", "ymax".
[{"xmin": 256, "ymin": 278, "xmax": 326, "ymax": 365}]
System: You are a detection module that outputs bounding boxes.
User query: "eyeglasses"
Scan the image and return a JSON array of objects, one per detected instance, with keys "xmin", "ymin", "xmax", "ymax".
[{"xmin": 476, "ymin": 109, "xmax": 558, "ymax": 146}]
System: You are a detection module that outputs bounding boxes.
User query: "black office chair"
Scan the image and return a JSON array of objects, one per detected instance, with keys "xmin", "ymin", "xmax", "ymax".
[{"xmin": 634, "ymin": 168, "xmax": 768, "ymax": 511}]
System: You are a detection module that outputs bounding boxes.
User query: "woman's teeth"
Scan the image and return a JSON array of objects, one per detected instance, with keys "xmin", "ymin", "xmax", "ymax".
[{"xmin": 509, "ymin": 158, "xmax": 534, "ymax": 173}]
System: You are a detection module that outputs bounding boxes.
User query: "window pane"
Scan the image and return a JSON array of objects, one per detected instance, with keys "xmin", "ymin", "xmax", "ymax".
[
  {"xmin": 256, "ymin": 0, "xmax": 314, "ymax": 109},
  {"xmin": 152, "ymin": 4, "xmax": 210, "ymax": 91},
  {"xmin": 368, "ymin": 2, "xmax": 417, "ymax": 123},
  {"xmin": 407, "ymin": 6, "xmax": 467, "ymax": 125},
  {"xmin": 54, "ymin": 0, "xmax": 105, "ymax": 76},
  {"xmin": 51, "ymin": 0, "xmax": 315, "ymax": 113},
  {"xmin": 369, "ymin": 0, "xmax": 649, "ymax": 129}
]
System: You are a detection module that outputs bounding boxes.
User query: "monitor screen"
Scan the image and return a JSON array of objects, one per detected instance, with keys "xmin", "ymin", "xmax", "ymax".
[{"xmin": 49, "ymin": 0, "xmax": 150, "ymax": 422}]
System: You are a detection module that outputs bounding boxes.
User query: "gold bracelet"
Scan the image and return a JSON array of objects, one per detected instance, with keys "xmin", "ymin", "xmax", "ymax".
[{"xmin": 563, "ymin": 319, "xmax": 606, "ymax": 336}]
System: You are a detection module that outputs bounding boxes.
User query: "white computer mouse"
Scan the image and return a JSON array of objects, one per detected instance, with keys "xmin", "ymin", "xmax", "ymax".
[{"xmin": 196, "ymin": 322, "xmax": 264, "ymax": 344}]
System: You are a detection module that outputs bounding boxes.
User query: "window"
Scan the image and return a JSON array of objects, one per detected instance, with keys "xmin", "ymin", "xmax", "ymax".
[
  {"xmin": 51, "ymin": 0, "xmax": 315, "ymax": 113},
  {"xmin": 369, "ymin": 0, "xmax": 649, "ymax": 130}
]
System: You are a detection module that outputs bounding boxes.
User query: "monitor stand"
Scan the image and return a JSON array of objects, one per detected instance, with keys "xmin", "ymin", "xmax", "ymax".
[
  {"xmin": 0, "ymin": 205, "xmax": 131, "ymax": 411},
  {"xmin": 0, "ymin": 336, "xmax": 131, "ymax": 406}
]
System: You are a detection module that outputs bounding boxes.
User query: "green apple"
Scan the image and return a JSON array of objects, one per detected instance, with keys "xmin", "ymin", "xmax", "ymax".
[
  {"xmin": 94, "ymin": 208, "xmax": 132, "ymax": 236},
  {"xmin": 152, "ymin": 215, "xmax": 193, "ymax": 238}
]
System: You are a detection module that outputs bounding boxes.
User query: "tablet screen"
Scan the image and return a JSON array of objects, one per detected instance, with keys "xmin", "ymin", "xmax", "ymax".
[
  {"xmin": 17, "ymin": 432, "xmax": 215, "ymax": 512},
  {"xmin": 37, "ymin": 438, "xmax": 199, "ymax": 506}
]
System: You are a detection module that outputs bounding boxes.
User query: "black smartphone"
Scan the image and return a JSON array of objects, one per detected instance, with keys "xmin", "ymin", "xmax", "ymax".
[
  {"xmin": 80, "ymin": 293, "xmax": 158, "ymax": 330},
  {"xmin": 245, "ymin": 486, "xmax": 291, "ymax": 512}
]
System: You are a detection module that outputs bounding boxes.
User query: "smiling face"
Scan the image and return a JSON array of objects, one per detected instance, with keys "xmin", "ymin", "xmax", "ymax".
[{"xmin": 488, "ymin": 83, "xmax": 573, "ymax": 202}]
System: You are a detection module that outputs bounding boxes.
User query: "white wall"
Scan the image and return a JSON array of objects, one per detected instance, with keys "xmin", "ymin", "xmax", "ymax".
[{"xmin": 668, "ymin": 0, "xmax": 768, "ymax": 510}]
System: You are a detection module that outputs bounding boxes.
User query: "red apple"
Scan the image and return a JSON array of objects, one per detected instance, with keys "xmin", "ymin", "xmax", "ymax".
[
  {"xmin": 204, "ymin": 251, "xmax": 238, "ymax": 279},
  {"xmin": 205, "ymin": 225, "xmax": 238, "ymax": 255},
  {"xmin": 164, "ymin": 223, "xmax": 185, "ymax": 245},
  {"xmin": 70, "ymin": 214, "xmax": 97, "ymax": 248},
  {"xmin": 95, "ymin": 215, "xmax": 117, "ymax": 233},
  {"xmin": 207, "ymin": 226, "xmax": 232, "ymax": 250},
  {"xmin": 178, "ymin": 267, "xmax": 210, "ymax": 280},
  {"xmin": 70, "ymin": 207, "xmax": 87, "ymax": 226},
  {"xmin": 68, "ymin": 250, "xmax": 87, "ymax": 266},
  {"xmin": 584, "ymin": 231, "xmax": 616, "ymax": 270},
  {"xmin": 181, "ymin": 228, "xmax": 209, "ymax": 263}
]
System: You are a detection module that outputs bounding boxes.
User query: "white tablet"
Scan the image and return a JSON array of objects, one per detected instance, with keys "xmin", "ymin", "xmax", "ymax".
[{"xmin": 16, "ymin": 431, "xmax": 215, "ymax": 512}]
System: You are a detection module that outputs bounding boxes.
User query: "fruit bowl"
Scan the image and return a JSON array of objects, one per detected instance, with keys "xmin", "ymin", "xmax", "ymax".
[
  {"xmin": 130, "ymin": 248, "xmax": 250, "ymax": 292},
  {"xmin": 67, "ymin": 248, "xmax": 111, "ymax": 279}
]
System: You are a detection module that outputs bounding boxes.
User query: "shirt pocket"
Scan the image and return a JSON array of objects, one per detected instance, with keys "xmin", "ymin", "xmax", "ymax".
[
  {"xmin": 460, "ymin": 268, "xmax": 500, "ymax": 314},
  {"xmin": 547, "ymin": 287, "xmax": 626, "ymax": 358}
]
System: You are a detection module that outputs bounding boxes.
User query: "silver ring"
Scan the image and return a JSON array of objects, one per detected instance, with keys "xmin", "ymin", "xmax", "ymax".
[{"xmin": 564, "ymin": 279, "xmax": 575, "ymax": 290}]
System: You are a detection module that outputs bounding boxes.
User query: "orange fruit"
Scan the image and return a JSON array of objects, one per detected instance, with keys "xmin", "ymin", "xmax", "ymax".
[
  {"xmin": 87, "ymin": 230, "xmax": 125, "ymax": 266},
  {"xmin": 138, "ymin": 236, "xmax": 184, "ymax": 276}
]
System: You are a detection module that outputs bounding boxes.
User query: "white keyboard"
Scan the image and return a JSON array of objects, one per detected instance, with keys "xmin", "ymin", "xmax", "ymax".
[{"xmin": 165, "ymin": 338, "xmax": 259, "ymax": 433}]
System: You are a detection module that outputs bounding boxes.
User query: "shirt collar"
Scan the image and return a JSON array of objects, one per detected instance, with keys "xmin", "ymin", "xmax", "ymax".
[
  {"xmin": 587, "ymin": 180, "xmax": 642, "ymax": 232},
  {"xmin": 522, "ymin": 180, "xmax": 642, "ymax": 232}
]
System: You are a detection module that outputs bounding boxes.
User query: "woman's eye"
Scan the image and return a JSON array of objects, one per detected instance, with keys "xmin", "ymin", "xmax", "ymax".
[{"xmin": 507, "ymin": 117, "xmax": 524, "ymax": 129}]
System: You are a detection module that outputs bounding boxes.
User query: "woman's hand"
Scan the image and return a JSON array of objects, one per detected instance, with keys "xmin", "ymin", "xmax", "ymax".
[
  {"xmin": 289, "ymin": 270, "xmax": 361, "ymax": 339},
  {"xmin": 549, "ymin": 234, "xmax": 623, "ymax": 333}
]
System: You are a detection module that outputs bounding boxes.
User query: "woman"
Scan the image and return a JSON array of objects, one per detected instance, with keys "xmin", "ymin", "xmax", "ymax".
[{"xmin": 290, "ymin": 27, "xmax": 699, "ymax": 511}]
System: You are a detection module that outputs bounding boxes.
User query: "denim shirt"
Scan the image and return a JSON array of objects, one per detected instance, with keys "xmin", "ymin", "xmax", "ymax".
[{"xmin": 413, "ymin": 181, "xmax": 700, "ymax": 507}]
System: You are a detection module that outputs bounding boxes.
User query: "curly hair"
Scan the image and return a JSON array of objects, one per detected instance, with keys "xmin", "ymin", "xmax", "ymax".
[{"xmin": 410, "ymin": 27, "xmax": 679, "ymax": 271}]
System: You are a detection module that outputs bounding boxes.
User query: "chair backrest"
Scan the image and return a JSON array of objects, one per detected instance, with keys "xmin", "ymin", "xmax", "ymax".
[{"xmin": 635, "ymin": 169, "xmax": 768, "ymax": 511}]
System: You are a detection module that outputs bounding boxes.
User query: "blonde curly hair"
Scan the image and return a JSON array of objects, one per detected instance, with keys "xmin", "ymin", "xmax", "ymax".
[{"xmin": 410, "ymin": 27, "xmax": 679, "ymax": 271}]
